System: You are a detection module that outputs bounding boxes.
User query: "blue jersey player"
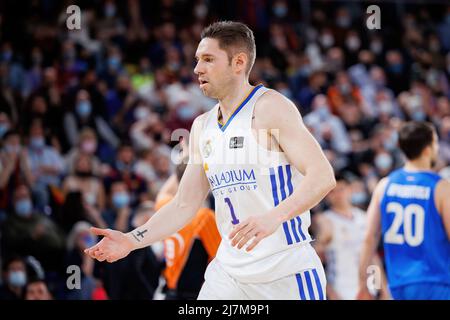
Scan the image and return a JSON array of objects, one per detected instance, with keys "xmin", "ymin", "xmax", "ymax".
[{"xmin": 358, "ymin": 121, "xmax": 450, "ymax": 300}]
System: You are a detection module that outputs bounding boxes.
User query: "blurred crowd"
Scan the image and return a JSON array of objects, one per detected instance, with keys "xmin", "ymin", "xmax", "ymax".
[{"xmin": 0, "ymin": 0, "xmax": 449, "ymax": 300}]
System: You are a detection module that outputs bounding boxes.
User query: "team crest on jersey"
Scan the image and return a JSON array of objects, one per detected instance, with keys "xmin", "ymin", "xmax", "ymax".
[
  {"xmin": 203, "ymin": 139, "xmax": 212, "ymax": 157},
  {"xmin": 229, "ymin": 136, "xmax": 244, "ymax": 149}
]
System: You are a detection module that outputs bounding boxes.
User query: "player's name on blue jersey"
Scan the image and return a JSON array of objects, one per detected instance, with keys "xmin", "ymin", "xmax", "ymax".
[{"xmin": 386, "ymin": 183, "xmax": 431, "ymax": 200}]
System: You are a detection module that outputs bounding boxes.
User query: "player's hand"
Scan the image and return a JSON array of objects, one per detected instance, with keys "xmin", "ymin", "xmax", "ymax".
[
  {"xmin": 356, "ymin": 286, "xmax": 374, "ymax": 300},
  {"xmin": 228, "ymin": 211, "xmax": 281, "ymax": 251},
  {"xmin": 84, "ymin": 227, "xmax": 135, "ymax": 263}
]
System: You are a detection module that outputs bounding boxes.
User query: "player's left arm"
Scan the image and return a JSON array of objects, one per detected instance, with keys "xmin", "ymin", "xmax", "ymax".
[
  {"xmin": 435, "ymin": 179, "xmax": 450, "ymax": 240},
  {"xmin": 356, "ymin": 177, "xmax": 387, "ymax": 299},
  {"xmin": 230, "ymin": 92, "xmax": 336, "ymax": 251}
]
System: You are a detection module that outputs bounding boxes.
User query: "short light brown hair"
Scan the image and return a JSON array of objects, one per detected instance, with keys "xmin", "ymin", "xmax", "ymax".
[{"xmin": 201, "ymin": 21, "xmax": 256, "ymax": 76}]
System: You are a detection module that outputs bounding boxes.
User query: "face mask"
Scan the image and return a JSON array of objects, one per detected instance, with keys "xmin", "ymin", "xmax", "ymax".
[
  {"xmin": 336, "ymin": 16, "xmax": 351, "ymax": 28},
  {"xmin": 351, "ymin": 192, "xmax": 367, "ymax": 206},
  {"xmin": 108, "ymin": 56, "xmax": 121, "ymax": 71},
  {"xmin": 2, "ymin": 51, "xmax": 13, "ymax": 62},
  {"xmin": 411, "ymin": 111, "xmax": 426, "ymax": 121},
  {"xmin": 82, "ymin": 234, "xmax": 96, "ymax": 248},
  {"xmin": 389, "ymin": 63, "xmax": 403, "ymax": 74},
  {"xmin": 104, "ymin": 4, "xmax": 116, "ymax": 18},
  {"xmin": 375, "ymin": 153, "xmax": 393, "ymax": 171},
  {"xmin": 346, "ymin": 37, "xmax": 361, "ymax": 51},
  {"xmin": 194, "ymin": 4, "xmax": 208, "ymax": 19},
  {"xmin": 30, "ymin": 137, "xmax": 45, "ymax": 149},
  {"xmin": 81, "ymin": 140, "xmax": 97, "ymax": 154},
  {"xmin": 379, "ymin": 101, "xmax": 393, "ymax": 114},
  {"xmin": 84, "ymin": 193, "xmax": 96, "ymax": 206},
  {"xmin": 370, "ymin": 41, "xmax": 383, "ymax": 55},
  {"xmin": 15, "ymin": 199, "xmax": 33, "ymax": 217},
  {"xmin": 320, "ymin": 34, "xmax": 334, "ymax": 48},
  {"xmin": 383, "ymin": 132, "xmax": 398, "ymax": 151},
  {"xmin": 76, "ymin": 101, "xmax": 92, "ymax": 118},
  {"xmin": 116, "ymin": 160, "xmax": 133, "ymax": 172},
  {"xmin": 316, "ymin": 106, "xmax": 330, "ymax": 119},
  {"xmin": 5, "ymin": 144, "xmax": 21, "ymax": 154},
  {"xmin": 273, "ymin": 5, "xmax": 288, "ymax": 18},
  {"xmin": 339, "ymin": 83, "xmax": 351, "ymax": 94},
  {"xmin": 0, "ymin": 123, "xmax": 9, "ymax": 137},
  {"xmin": 112, "ymin": 192, "xmax": 130, "ymax": 209},
  {"xmin": 134, "ymin": 106, "xmax": 150, "ymax": 121},
  {"xmin": 8, "ymin": 270, "xmax": 27, "ymax": 287},
  {"xmin": 177, "ymin": 105, "xmax": 196, "ymax": 120},
  {"xmin": 279, "ymin": 88, "xmax": 292, "ymax": 99}
]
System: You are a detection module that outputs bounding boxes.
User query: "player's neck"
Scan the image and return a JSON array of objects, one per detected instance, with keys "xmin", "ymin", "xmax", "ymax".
[
  {"xmin": 218, "ymin": 81, "xmax": 254, "ymax": 120},
  {"xmin": 404, "ymin": 157, "xmax": 432, "ymax": 172}
]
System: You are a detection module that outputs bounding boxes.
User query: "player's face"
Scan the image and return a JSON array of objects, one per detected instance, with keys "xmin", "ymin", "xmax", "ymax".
[{"xmin": 194, "ymin": 38, "xmax": 233, "ymax": 99}]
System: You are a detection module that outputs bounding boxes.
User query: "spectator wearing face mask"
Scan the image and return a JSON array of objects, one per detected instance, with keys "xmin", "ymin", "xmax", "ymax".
[
  {"xmin": 0, "ymin": 130, "xmax": 33, "ymax": 217},
  {"xmin": 63, "ymin": 89, "xmax": 119, "ymax": 160},
  {"xmin": 104, "ymin": 143, "xmax": 149, "ymax": 208},
  {"xmin": 24, "ymin": 118, "xmax": 65, "ymax": 212},
  {"xmin": 0, "ymin": 185, "xmax": 65, "ymax": 271},
  {"xmin": 102, "ymin": 180, "xmax": 133, "ymax": 232},
  {"xmin": 65, "ymin": 221, "xmax": 104, "ymax": 300},
  {"xmin": 0, "ymin": 256, "xmax": 28, "ymax": 300},
  {"xmin": 24, "ymin": 278, "xmax": 53, "ymax": 300},
  {"xmin": 62, "ymin": 153, "xmax": 106, "ymax": 213},
  {"xmin": 65, "ymin": 127, "xmax": 103, "ymax": 177}
]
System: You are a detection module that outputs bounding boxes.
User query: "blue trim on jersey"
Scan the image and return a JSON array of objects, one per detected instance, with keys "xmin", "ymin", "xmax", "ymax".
[
  {"xmin": 304, "ymin": 270, "xmax": 315, "ymax": 300},
  {"xmin": 218, "ymin": 84, "xmax": 263, "ymax": 132},
  {"xmin": 270, "ymin": 167, "xmax": 293, "ymax": 245},
  {"xmin": 269, "ymin": 168, "xmax": 279, "ymax": 206},
  {"xmin": 296, "ymin": 273, "xmax": 306, "ymax": 300},
  {"xmin": 286, "ymin": 164, "xmax": 294, "ymax": 195},
  {"xmin": 278, "ymin": 166, "xmax": 287, "ymax": 200},
  {"xmin": 296, "ymin": 216, "xmax": 307, "ymax": 241},
  {"xmin": 312, "ymin": 269, "xmax": 324, "ymax": 300},
  {"xmin": 283, "ymin": 222, "xmax": 293, "ymax": 245},
  {"xmin": 290, "ymin": 219, "xmax": 301, "ymax": 243}
]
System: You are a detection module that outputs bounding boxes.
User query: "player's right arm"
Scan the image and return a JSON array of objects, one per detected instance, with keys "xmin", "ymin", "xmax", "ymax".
[
  {"xmin": 84, "ymin": 115, "xmax": 211, "ymax": 263},
  {"xmin": 435, "ymin": 179, "xmax": 450, "ymax": 240},
  {"xmin": 357, "ymin": 177, "xmax": 388, "ymax": 300}
]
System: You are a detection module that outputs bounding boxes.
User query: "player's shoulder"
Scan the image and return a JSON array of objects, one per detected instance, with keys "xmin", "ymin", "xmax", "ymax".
[
  {"xmin": 435, "ymin": 178, "xmax": 450, "ymax": 199},
  {"xmin": 255, "ymin": 88, "xmax": 302, "ymax": 127},
  {"xmin": 191, "ymin": 111, "xmax": 211, "ymax": 132},
  {"xmin": 375, "ymin": 177, "xmax": 390, "ymax": 199}
]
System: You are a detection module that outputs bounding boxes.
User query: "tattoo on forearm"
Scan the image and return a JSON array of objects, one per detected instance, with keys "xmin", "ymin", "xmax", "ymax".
[{"xmin": 132, "ymin": 229, "xmax": 148, "ymax": 242}]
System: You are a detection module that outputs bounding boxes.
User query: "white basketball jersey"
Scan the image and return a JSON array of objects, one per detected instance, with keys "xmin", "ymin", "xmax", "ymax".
[
  {"xmin": 199, "ymin": 85, "xmax": 316, "ymax": 283},
  {"xmin": 324, "ymin": 208, "xmax": 367, "ymax": 299}
]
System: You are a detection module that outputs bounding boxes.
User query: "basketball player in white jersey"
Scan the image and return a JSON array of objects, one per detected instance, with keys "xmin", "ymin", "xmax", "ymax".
[
  {"xmin": 313, "ymin": 175, "xmax": 389, "ymax": 299},
  {"xmin": 85, "ymin": 21, "xmax": 336, "ymax": 300}
]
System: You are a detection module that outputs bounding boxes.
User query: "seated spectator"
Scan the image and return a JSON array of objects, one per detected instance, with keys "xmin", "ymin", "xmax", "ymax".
[
  {"xmin": 63, "ymin": 89, "xmax": 119, "ymax": 161},
  {"xmin": 0, "ymin": 256, "xmax": 28, "ymax": 300},
  {"xmin": 104, "ymin": 143, "xmax": 148, "ymax": 207},
  {"xmin": 24, "ymin": 279, "xmax": 53, "ymax": 300},
  {"xmin": 0, "ymin": 130, "xmax": 33, "ymax": 217},
  {"xmin": 102, "ymin": 180, "xmax": 134, "ymax": 232},
  {"xmin": 65, "ymin": 127, "xmax": 103, "ymax": 177},
  {"xmin": 25, "ymin": 118, "xmax": 65, "ymax": 211},
  {"xmin": 1, "ymin": 184, "xmax": 66, "ymax": 271},
  {"xmin": 63, "ymin": 153, "xmax": 106, "ymax": 211},
  {"xmin": 65, "ymin": 221, "xmax": 102, "ymax": 300}
]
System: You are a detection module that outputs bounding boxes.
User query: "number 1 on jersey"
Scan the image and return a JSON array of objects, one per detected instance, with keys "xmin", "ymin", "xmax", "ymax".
[{"xmin": 224, "ymin": 197, "xmax": 239, "ymax": 225}]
